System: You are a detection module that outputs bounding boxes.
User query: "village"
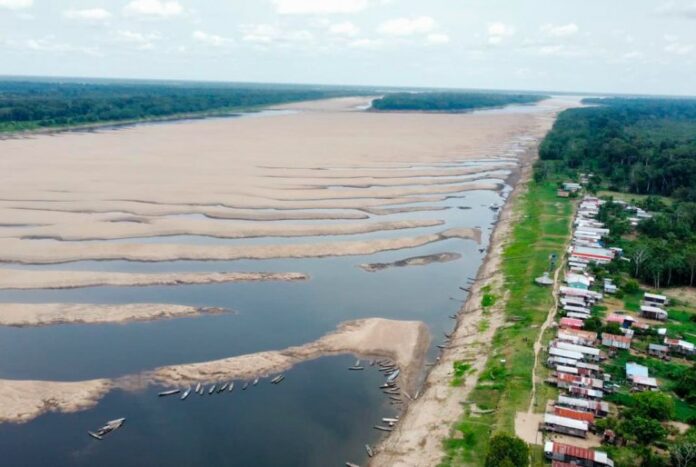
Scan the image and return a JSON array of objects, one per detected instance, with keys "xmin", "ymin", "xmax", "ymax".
[{"xmin": 519, "ymin": 180, "xmax": 696, "ymax": 466}]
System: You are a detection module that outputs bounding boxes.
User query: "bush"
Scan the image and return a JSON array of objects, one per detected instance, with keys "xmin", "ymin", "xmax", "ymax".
[
  {"xmin": 484, "ymin": 433, "xmax": 529, "ymax": 467},
  {"xmin": 623, "ymin": 279, "xmax": 641, "ymax": 294}
]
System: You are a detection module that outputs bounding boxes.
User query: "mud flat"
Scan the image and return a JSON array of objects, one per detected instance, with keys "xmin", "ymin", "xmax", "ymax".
[
  {"xmin": 0, "ymin": 303, "xmax": 230, "ymax": 327},
  {"xmin": 359, "ymin": 252, "xmax": 462, "ymax": 272},
  {"xmin": 0, "ymin": 318, "xmax": 428, "ymax": 424},
  {"xmin": 0, "ymin": 270, "xmax": 308, "ymax": 289},
  {"xmin": 0, "ymin": 228, "xmax": 481, "ymax": 264}
]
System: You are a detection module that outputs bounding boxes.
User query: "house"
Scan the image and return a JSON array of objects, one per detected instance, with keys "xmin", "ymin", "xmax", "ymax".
[
  {"xmin": 572, "ymin": 246, "xmax": 615, "ymax": 264},
  {"xmin": 626, "ymin": 362, "xmax": 649, "ymax": 379},
  {"xmin": 569, "ymin": 386, "xmax": 604, "ymax": 399},
  {"xmin": 648, "ymin": 344, "xmax": 669, "ymax": 358},
  {"xmin": 548, "ymin": 356, "xmax": 579, "ymax": 367},
  {"xmin": 576, "ymin": 361, "xmax": 603, "ymax": 377},
  {"xmin": 563, "ymin": 182, "xmax": 582, "ymax": 192},
  {"xmin": 632, "ymin": 376, "xmax": 659, "ymax": 392},
  {"xmin": 567, "ymin": 312, "xmax": 591, "ymax": 320},
  {"xmin": 643, "ymin": 292, "xmax": 668, "ymax": 307},
  {"xmin": 563, "ymin": 304, "xmax": 591, "ymax": 316},
  {"xmin": 554, "ymin": 406, "xmax": 596, "ymax": 424},
  {"xmin": 556, "ymin": 373, "xmax": 604, "ymax": 391},
  {"xmin": 560, "ymin": 317, "xmax": 585, "ymax": 329},
  {"xmin": 664, "ymin": 338, "xmax": 695, "ymax": 356},
  {"xmin": 557, "ymin": 395, "xmax": 609, "ymax": 416},
  {"xmin": 601, "ymin": 333, "xmax": 632, "ymax": 350},
  {"xmin": 555, "ymin": 341, "xmax": 603, "ymax": 361},
  {"xmin": 549, "ymin": 346, "xmax": 584, "ymax": 361},
  {"xmin": 561, "ymin": 296, "xmax": 589, "ymax": 307},
  {"xmin": 640, "ymin": 304, "xmax": 668, "ymax": 321},
  {"xmin": 544, "ymin": 441, "xmax": 615, "ymax": 467},
  {"xmin": 560, "ymin": 286, "xmax": 603, "ymax": 302},
  {"xmin": 542, "ymin": 414, "xmax": 589, "ymax": 438},
  {"xmin": 566, "ymin": 273, "xmax": 592, "ymax": 290},
  {"xmin": 558, "ymin": 329, "xmax": 598, "ymax": 346},
  {"xmin": 557, "ymin": 189, "xmax": 570, "ymax": 198},
  {"xmin": 536, "ymin": 272, "xmax": 555, "ymax": 286},
  {"xmin": 606, "ymin": 313, "xmax": 635, "ymax": 328}
]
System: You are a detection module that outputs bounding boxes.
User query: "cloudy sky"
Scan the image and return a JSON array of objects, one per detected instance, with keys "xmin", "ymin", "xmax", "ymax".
[{"xmin": 1, "ymin": 0, "xmax": 695, "ymax": 95}]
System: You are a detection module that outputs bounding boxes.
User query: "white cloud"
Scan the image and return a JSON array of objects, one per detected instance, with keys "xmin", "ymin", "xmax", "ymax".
[
  {"xmin": 538, "ymin": 44, "xmax": 564, "ymax": 55},
  {"xmin": 193, "ymin": 30, "xmax": 232, "ymax": 47},
  {"xmin": 241, "ymin": 24, "xmax": 279, "ymax": 44},
  {"xmin": 114, "ymin": 29, "xmax": 161, "ymax": 49},
  {"xmin": 541, "ymin": 23, "xmax": 579, "ymax": 37},
  {"xmin": 487, "ymin": 21, "xmax": 514, "ymax": 44},
  {"xmin": 664, "ymin": 36, "xmax": 694, "ymax": 55},
  {"xmin": 656, "ymin": 1, "xmax": 696, "ymax": 19},
  {"xmin": 6, "ymin": 36, "xmax": 100, "ymax": 55},
  {"xmin": 0, "ymin": 0, "xmax": 32, "ymax": 9},
  {"xmin": 377, "ymin": 16, "xmax": 436, "ymax": 36},
  {"xmin": 240, "ymin": 24, "xmax": 313, "ymax": 45},
  {"xmin": 273, "ymin": 0, "xmax": 368, "ymax": 15},
  {"xmin": 63, "ymin": 8, "xmax": 112, "ymax": 21},
  {"xmin": 426, "ymin": 33, "xmax": 449, "ymax": 45},
  {"xmin": 124, "ymin": 0, "xmax": 183, "ymax": 18},
  {"xmin": 329, "ymin": 21, "xmax": 360, "ymax": 36},
  {"xmin": 349, "ymin": 38, "xmax": 381, "ymax": 48}
]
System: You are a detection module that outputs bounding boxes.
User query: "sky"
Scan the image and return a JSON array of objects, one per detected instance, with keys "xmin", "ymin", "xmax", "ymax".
[{"xmin": 1, "ymin": 0, "xmax": 695, "ymax": 95}]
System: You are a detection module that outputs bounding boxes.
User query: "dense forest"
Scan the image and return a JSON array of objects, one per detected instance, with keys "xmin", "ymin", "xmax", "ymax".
[
  {"xmin": 0, "ymin": 80, "xmax": 363, "ymax": 132},
  {"xmin": 597, "ymin": 197, "xmax": 696, "ymax": 288},
  {"xmin": 538, "ymin": 97, "xmax": 696, "ymax": 288},
  {"xmin": 370, "ymin": 92, "xmax": 546, "ymax": 112},
  {"xmin": 539, "ymin": 98, "xmax": 696, "ymax": 201}
]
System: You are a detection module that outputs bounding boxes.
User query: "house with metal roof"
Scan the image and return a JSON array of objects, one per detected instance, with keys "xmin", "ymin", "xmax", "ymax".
[
  {"xmin": 542, "ymin": 414, "xmax": 589, "ymax": 438},
  {"xmin": 601, "ymin": 333, "xmax": 632, "ymax": 350},
  {"xmin": 640, "ymin": 304, "xmax": 668, "ymax": 321},
  {"xmin": 544, "ymin": 441, "xmax": 614, "ymax": 467}
]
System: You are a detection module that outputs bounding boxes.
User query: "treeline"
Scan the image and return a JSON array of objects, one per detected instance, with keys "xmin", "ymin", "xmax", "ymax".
[
  {"xmin": 0, "ymin": 80, "xmax": 361, "ymax": 131},
  {"xmin": 370, "ymin": 92, "xmax": 546, "ymax": 112},
  {"xmin": 539, "ymin": 98, "xmax": 696, "ymax": 201},
  {"xmin": 598, "ymin": 197, "xmax": 696, "ymax": 288}
]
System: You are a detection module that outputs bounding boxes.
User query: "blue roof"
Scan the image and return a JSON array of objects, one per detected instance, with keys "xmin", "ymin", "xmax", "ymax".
[{"xmin": 626, "ymin": 362, "xmax": 649, "ymax": 378}]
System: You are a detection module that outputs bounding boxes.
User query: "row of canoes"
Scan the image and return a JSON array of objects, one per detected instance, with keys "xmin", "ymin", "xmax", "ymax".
[{"xmin": 157, "ymin": 375, "xmax": 285, "ymax": 400}]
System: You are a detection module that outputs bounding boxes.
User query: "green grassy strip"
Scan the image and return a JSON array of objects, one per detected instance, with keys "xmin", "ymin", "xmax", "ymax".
[{"xmin": 439, "ymin": 180, "xmax": 573, "ymax": 466}]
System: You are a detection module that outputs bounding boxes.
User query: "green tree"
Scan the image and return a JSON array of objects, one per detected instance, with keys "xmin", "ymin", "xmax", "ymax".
[
  {"xmin": 485, "ymin": 433, "xmax": 529, "ymax": 467},
  {"xmin": 620, "ymin": 416, "xmax": 667, "ymax": 445},
  {"xmin": 631, "ymin": 391, "xmax": 675, "ymax": 421}
]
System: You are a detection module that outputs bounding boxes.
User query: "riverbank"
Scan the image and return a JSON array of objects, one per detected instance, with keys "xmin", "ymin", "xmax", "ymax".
[{"xmin": 371, "ymin": 100, "xmax": 578, "ymax": 467}]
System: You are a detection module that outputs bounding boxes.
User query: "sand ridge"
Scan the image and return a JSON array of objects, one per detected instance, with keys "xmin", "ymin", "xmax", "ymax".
[
  {"xmin": 0, "ymin": 303, "xmax": 230, "ymax": 327},
  {"xmin": 0, "ymin": 318, "xmax": 429, "ymax": 424},
  {"xmin": 0, "ymin": 270, "xmax": 308, "ymax": 290}
]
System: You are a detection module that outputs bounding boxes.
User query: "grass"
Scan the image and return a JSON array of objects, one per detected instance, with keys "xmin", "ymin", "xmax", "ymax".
[
  {"xmin": 439, "ymin": 180, "xmax": 574, "ymax": 466},
  {"xmin": 596, "ymin": 190, "xmax": 673, "ymax": 206}
]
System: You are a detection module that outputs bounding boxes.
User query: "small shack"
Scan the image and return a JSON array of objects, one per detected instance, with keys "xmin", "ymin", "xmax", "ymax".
[
  {"xmin": 648, "ymin": 344, "xmax": 669, "ymax": 358},
  {"xmin": 640, "ymin": 305, "xmax": 668, "ymax": 321},
  {"xmin": 601, "ymin": 333, "xmax": 632, "ymax": 350},
  {"xmin": 542, "ymin": 414, "xmax": 588, "ymax": 438},
  {"xmin": 643, "ymin": 292, "xmax": 668, "ymax": 307}
]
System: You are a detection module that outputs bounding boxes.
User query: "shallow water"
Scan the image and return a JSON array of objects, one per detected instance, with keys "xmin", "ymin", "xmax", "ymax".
[{"xmin": 0, "ymin": 162, "xmax": 509, "ymax": 466}]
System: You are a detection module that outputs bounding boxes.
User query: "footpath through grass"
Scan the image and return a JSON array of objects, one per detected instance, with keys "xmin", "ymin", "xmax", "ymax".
[{"xmin": 439, "ymin": 180, "xmax": 573, "ymax": 466}]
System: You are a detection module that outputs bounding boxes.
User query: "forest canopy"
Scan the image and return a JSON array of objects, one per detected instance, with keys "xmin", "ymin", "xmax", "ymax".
[
  {"xmin": 370, "ymin": 92, "xmax": 547, "ymax": 112},
  {"xmin": 0, "ymin": 79, "xmax": 364, "ymax": 132},
  {"xmin": 539, "ymin": 97, "xmax": 696, "ymax": 201}
]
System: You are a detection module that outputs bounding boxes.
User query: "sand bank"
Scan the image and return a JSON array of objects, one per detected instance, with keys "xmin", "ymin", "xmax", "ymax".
[
  {"xmin": 0, "ymin": 303, "xmax": 230, "ymax": 327},
  {"xmin": 359, "ymin": 252, "xmax": 461, "ymax": 272},
  {"xmin": 0, "ymin": 379, "xmax": 111, "ymax": 424},
  {"xmin": 0, "ymin": 270, "xmax": 307, "ymax": 290},
  {"xmin": 0, "ymin": 318, "xmax": 428, "ymax": 424},
  {"xmin": 10, "ymin": 219, "xmax": 442, "ymax": 242},
  {"xmin": 0, "ymin": 228, "xmax": 480, "ymax": 264},
  {"xmin": 147, "ymin": 317, "xmax": 429, "ymax": 391}
]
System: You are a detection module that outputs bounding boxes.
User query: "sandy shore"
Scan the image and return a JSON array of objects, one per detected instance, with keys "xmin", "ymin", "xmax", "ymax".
[
  {"xmin": 370, "ymin": 100, "xmax": 578, "ymax": 467},
  {"xmin": 0, "ymin": 317, "xmax": 429, "ymax": 424},
  {"xmin": 359, "ymin": 252, "xmax": 461, "ymax": 272},
  {"xmin": 0, "ymin": 303, "xmax": 229, "ymax": 327},
  {"xmin": 0, "ymin": 270, "xmax": 307, "ymax": 289},
  {"xmin": 0, "ymin": 379, "xmax": 112, "ymax": 424},
  {"xmin": 0, "ymin": 227, "xmax": 480, "ymax": 264}
]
